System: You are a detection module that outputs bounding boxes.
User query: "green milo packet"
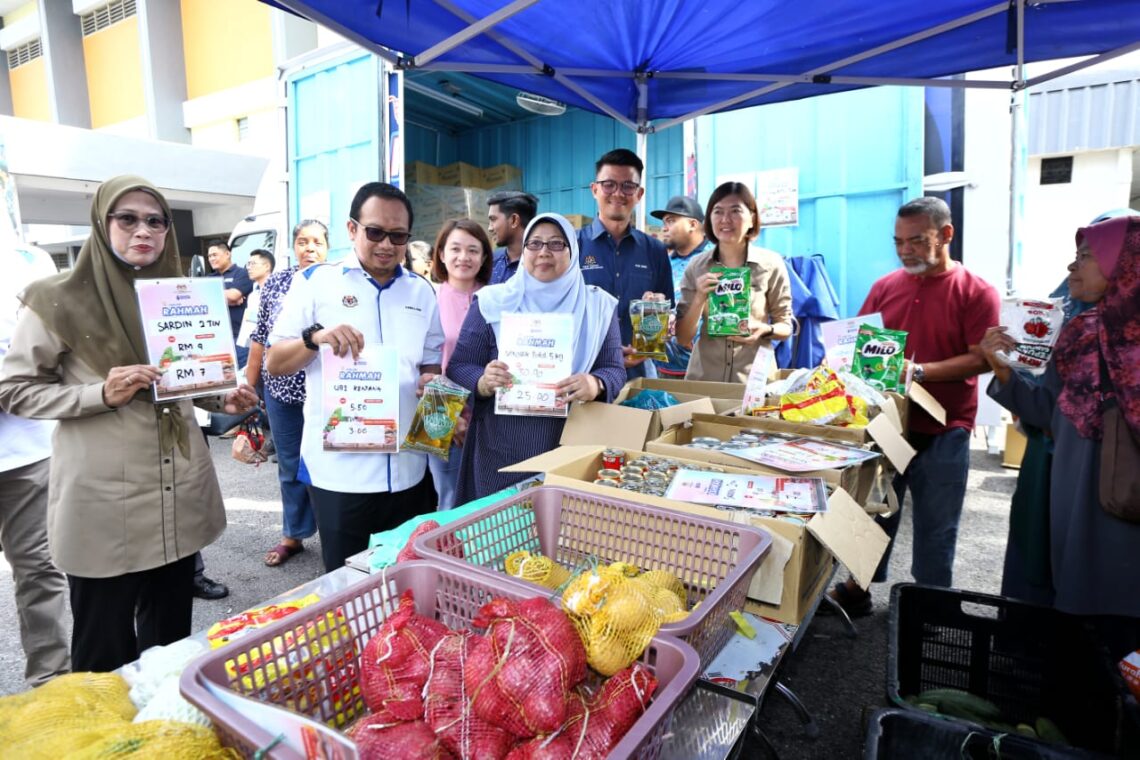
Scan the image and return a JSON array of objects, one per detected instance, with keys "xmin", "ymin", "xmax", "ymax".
[
  {"xmin": 707, "ymin": 266, "xmax": 751, "ymax": 337},
  {"xmin": 851, "ymin": 324, "xmax": 908, "ymax": 392}
]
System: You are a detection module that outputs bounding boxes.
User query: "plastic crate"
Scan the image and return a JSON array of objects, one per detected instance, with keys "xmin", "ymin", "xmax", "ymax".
[
  {"xmin": 864, "ymin": 708, "xmax": 1099, "ymax": 759},
  {"xmin": 888, "ymin": 584, "xmax": 1140, "ymax": 757},
  {"xmin": 181, "ymin": 560, "xmax": 700, "ymax": 760},
  {"xmin": 414, "ymin": 485, "xmax": 772, "ymax": 664}
]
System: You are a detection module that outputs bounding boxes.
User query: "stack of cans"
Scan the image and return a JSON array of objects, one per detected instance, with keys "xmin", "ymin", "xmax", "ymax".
[
  {"xmin": 592, "ymin": 452, "xmax": 725, "ymax": 496},
  {"xmin": 683, "ymin": 430, "xmax": 794, "ymax": 452}
]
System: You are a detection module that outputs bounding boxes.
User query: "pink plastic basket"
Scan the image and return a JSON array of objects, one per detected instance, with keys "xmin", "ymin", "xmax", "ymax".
[
  {"xmin": 180, "ymin": 559, "xmax": 699, "ymax": 760},
  {"xmin": 414, "ymin": 485, "xmax": 772, "ymax": 665}
]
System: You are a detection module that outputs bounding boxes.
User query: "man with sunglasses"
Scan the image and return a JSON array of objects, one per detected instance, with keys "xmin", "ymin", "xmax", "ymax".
[
  {"xmin": 578, "ymin": 149, "xmax": 673, "ymax": 380},
  {"xmin": 267, "ymin": 182, "xmax": 444, "ymax": 572}
]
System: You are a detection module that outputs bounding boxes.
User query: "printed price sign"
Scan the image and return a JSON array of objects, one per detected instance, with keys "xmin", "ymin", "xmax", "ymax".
[
  {"xmin": 135, "ymin": 277, "xmax": 238, "ymax": 401},
  {"xmin": 495, "ymin": 312, "xmax": 573, "ymax": 417},
  {"xmin": 320, "ymin": 345, "xmax": 400, "ymax": 453}
]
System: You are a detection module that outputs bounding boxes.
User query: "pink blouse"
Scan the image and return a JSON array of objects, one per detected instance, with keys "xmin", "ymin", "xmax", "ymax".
[{"xmin": 437, "ymin": 280, "xmax": 481, "ymax": 371}]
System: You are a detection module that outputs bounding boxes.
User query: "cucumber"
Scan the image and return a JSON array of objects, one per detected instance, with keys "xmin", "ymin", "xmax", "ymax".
[
  {"xmin": 1015, "ymin": 723, "xmax": 1037, "ymax": 738},
  {"xmin": 915, "ymin": 688, "xmax": 1003, "ymax": 721},
  {"xmin": 1035, "ymin": 717, "xmax": 1069, "ymax": 746}
]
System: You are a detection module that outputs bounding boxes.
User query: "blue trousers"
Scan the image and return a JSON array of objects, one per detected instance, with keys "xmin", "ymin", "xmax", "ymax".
[
  {"xmin": 873, "ymin": 427, "xmax": 971, "ymax": 588},
  {"xmin": 264, "ymin": 394, "xmax": 316, "ymax": 541},
  {"xmin": 427, "ymin": 442, "xmax": 462, "ymax": 510}
]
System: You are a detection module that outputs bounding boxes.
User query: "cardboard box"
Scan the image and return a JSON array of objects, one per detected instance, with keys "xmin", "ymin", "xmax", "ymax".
[
  {"xmin": 560, "ymin": 383, "xmax": 738, "ymax": 451},
  {"xmin": 646, "ymin": 416, "xmax": 868, "ymax": 500},
  {"xmin": 1002, "ymin": 423, "xmax": 1027, "ymax": 469},
  {"xmin": 503, "ymin": 445, "xmax": 890, "ymax": 625},
  {"xmin": 481, "ymin": 164, "xmax": 523, "ymax": 189},
  {"xmin": 406, "ymin": 161, "xmax": 439, "ymax": 185},
  {"xmin": 436, "ymin": 161, "xmax": 484, "ymax": 187}
]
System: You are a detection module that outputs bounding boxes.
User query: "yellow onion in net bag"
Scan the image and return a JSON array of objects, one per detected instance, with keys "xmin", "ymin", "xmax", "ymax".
[
  {"xmin": 503, "ymin": 550, "xmax": 571, "ymax": 590},
  {"xmin": 637, "ymin": 569, "xmax": 687, "ymax": 602}
]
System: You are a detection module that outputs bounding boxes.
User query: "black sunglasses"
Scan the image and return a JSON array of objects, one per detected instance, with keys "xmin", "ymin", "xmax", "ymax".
[
  {"xmin": 107, "ymin": 212, "xmax": 170, "ymax": 232},
  {"xmin": 351, "ymin": 218, "xmax": 411, "ymax": 246}
]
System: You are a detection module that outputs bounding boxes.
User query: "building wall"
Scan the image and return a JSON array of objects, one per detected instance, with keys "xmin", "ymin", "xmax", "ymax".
[
  {"xmin": 9, "ymin": 56, "xmax": 49, "ymax": 121},
  {"xmin": 179, "ymin": 0, "xmax": 273, "ymax": 100},
  {"xmin": 1022, "ymin": 148, "xmax": 1134, "ymax": 299},
  {"xmin": 82, "ymin": 17, "xmax": 145, "ymax": 128}
]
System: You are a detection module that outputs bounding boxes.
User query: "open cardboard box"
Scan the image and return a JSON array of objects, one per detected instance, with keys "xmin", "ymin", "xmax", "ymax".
[
  {"xmin": 646, "ymin": 415, "xmax": 874, "ymax": 504},
  {"xmin": 560, "ymin": 381, "xmax": 739, "ymax": 451},
  {"xmin": 503, "ymin": 445, "xmax": 889, "ymax": 625}
]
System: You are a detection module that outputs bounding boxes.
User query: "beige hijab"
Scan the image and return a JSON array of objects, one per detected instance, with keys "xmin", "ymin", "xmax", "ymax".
[{"xmin": 20, "ymin": 175, "xmax": 192, "ymax": 456}]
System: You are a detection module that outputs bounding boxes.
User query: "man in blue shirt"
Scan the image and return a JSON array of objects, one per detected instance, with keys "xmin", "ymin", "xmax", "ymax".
[
  {"xmin": 208, "ymin": 240, "xmax": 254, "ymax": 367},
  {"xmin": 578, "ymin": 149, "xmax": 673, "ymax": 380},
  {"xmin": 651, "ymin": 195, "xmax": 712, "ymax": 377},
  {"xmin": 487, "ymin": 190, "xmax": 538, "ymax": 284}
]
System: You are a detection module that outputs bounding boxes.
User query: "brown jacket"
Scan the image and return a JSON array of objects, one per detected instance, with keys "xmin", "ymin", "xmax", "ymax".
[
  {"xmin": 677, "ymin": 245, "xmax": 793, "ymax": 383},
  {"xmin": 0, "ymin": 310, "xmax": 226, "ymax": 578}
]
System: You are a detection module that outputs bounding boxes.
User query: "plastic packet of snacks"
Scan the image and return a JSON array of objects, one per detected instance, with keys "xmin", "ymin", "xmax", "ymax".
[
  {"xmin": 403, "ymin": 375, "xmax": 471, "ymax": 460},
  {"xmin": 707, "ymin": 266, "xmax": 752, "ymax": 336},
  {"xmin": 995, "ymin": 297, "xmax": 1064, "ymax": 375},
  {"xmin": 851, "ymin": 324, "xmax": 908, "ymax": 393},
  {"xmin": 630, "ymin": 299, "xmax": 671, "ymax": 360}
]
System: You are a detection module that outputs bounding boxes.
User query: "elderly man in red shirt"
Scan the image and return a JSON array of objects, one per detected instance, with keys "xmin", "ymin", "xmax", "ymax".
[{"xmin": 831, "ymin": 196, "xmax": 1000, "ymax": 616}]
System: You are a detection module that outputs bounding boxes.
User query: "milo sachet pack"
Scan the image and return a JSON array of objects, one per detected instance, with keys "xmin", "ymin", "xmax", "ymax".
[
  {"xmin": 707, "ymin": 266, "xmax": 751, "ymax": 336},
  {"xmin": 851, "ymin": 324, "xmax": 908, "ymax": 393},
  {"xmin": 630, "ymin": 299, "xmax": 670, "ymax": 360}
]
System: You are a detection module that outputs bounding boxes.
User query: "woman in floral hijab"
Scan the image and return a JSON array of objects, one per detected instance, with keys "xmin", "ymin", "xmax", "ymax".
[{"xmin": 982, "ymin": 214, "xmax": 1140, "ymax": 658}]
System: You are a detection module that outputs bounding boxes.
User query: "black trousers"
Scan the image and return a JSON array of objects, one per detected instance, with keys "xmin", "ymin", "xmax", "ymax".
[
  {"xmin": 309, "ymin": 474, "xmax": 435, "ymax": 573},
  {"xmin": 67, "ymin": 554, "xmax": 196, "ymax": 672}
]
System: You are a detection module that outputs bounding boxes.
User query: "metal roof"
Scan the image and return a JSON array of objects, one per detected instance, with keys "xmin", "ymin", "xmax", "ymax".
[{"xmin": 1028, "ymin": 67, "xmax": 1140, "ymax": 155}]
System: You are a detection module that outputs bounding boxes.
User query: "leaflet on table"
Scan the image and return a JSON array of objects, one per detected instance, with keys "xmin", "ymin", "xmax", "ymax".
[
  {"xmin": 135, "ymin": 277, "xmax": 238, "ymax": 402},
  {"xmin": 723, "ymin": 438, "xmax": 880, "ymax": 473},
  {"xmin": 320, "ymin": 345, "xmax": 400, "ymax": 453},
  {"xmin": 820, "ymin": 313, "xmax": 884, "ymax": 371},
  {"xmin": 495, "ymin": 311, "xmax": 573, "ymax": 417},
  {"xmin": 664, "ymin": 469, "xmax": 829, "ymax": 514}
]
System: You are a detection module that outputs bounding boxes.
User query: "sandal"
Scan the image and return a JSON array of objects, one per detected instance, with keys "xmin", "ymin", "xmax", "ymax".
[
  {"xmin": 819, "ymin": 581, "xmax": 874, "ymax": 618},
  {"xmin": 264, "ymin": 542, "xmax": 304, "ymax": 567}
]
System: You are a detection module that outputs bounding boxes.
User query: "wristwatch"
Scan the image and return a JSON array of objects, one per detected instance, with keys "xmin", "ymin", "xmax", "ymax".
[
  {"xmin": 912, "ymin": 363, "xmax": 926, "ymax": 383},
  {"xmin": 302, "ymin": 323, "xmax": 324, "ymax": 351}
]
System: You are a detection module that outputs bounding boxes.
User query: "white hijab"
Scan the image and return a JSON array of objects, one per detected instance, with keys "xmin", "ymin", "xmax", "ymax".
[{"xmin": 477, "ymin": 212, "xmax": 618, "ymax": 375}]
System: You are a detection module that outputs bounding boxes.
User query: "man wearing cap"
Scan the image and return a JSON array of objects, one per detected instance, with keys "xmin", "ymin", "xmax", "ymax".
[
  {"xmin": 486, "ymin": 191, "xmax": 538, "ymax": 284},
  {"xmin": 651, "ymin": 196, "xmax": 712, "ymax": 377}
]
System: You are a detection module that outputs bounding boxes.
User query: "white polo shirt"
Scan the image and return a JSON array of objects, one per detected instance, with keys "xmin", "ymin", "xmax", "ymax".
[{"xmin": 270, "ymin": 256, "xmax": 444, "ymax": 493}]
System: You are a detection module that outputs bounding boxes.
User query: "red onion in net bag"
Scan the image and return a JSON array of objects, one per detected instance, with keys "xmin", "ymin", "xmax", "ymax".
[{"xmin": 360, "ymin": 589, "xmax": 450, "ymax": 721}]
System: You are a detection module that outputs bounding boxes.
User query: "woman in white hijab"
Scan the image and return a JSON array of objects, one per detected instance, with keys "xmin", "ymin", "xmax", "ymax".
[{"xmin": 446, "ymin": 212, "xmax": 626, "ymax": 501}]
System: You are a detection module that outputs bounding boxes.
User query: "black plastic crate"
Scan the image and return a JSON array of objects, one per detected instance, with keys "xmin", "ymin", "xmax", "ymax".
[
  {"xmin": 888, "ymin": 584, "xmax": 1140, "ymax": 757},
  {"xmin": 864, "ymin": 708, "xmax": 1100, "ymax": 759}
]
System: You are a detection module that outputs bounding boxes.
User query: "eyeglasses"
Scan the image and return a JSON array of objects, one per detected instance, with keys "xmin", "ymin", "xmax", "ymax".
[
  {"xmin": 524, "ymin": 239, "xmax": 569, "ymax": 253},
  {"xmin": 107, "ymin": 212, "xmax": 169, "ymax": 232},
  {"xmin": 351, "ymin": 218, "xmax": 411, "ymax": 246},
  {"xmin": 594, "ymin": 179, "xmax": 641, "ymax": 196}
]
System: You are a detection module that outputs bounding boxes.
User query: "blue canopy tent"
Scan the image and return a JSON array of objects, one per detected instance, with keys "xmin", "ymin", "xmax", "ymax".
[{"xmin": 262, "ymin": 0, "xmax": 1140, "ymax": 285}]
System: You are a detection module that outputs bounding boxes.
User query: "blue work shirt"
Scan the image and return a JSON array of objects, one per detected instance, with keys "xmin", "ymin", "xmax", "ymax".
[
  {"xmin": 578, "ymin": 218, "xmax": 674, "ymax": 379},
  {"xmin": 489, "ymin": 247, "xmax": 521, "ymax": 285}
]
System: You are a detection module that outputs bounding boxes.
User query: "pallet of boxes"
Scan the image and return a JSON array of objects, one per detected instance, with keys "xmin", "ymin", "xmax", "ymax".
[
  {"xmin": 499, "ymin": 357, "xmax": 945, "ymax": 625},
  {"xmin": 404, "ymin": 161, "xmax": 525, "ymax": 246}
]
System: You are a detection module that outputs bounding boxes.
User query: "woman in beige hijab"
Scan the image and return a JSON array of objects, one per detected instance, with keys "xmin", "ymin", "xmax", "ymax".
[{"xmin": 0, "ymin": 175, "xmax": 258, "ymax": 672}]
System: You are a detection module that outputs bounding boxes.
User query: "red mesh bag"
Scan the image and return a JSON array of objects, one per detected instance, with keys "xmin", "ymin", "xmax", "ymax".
[
  {"xmin": 464, "ymin": 597, "xmax": 587, "ymax": 738},
  {"xmin": 424, "ymin": 630, "xmax": 516, "ymax": 759},
  {"xmin": 575, "ymin": 663, "xmax": 658, "ymax": 759},
  {"xmin": 503, "ymin": 694, "xmax": 587, "ymax": 760},
  {"xmin": 360, "ymin": 590, "xmax": 450, "ymax": 721},
  {"xmin": 349, "ymin": 716, "xmax": 454, "ymax": 760},
  {"xmin": 397, "ymin": 520, "xmax": 464, "ymax": 563}
]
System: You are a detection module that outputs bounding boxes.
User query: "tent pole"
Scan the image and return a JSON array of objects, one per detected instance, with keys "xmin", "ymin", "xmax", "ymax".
[
  {"xmin": 416, "ymin": 0, "xmax": 538, "ymax": 67},
  {"xmin": 1008, "ymin": 0, "xmax": 1027, "ymax": 295},
  {"xmin": 636, "ymin": 78, "xmax": 649, "ymax": 231},
  {"xmin": 1025, "ymin": 40, "xmax": 1140, "ymax": 88}
]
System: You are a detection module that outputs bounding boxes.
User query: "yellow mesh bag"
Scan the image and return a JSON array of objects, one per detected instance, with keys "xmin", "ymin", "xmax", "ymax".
[
  {"xmin": 636, "ymin": 569, "xmax": 687, "ymax": 602},
  {"xmin": 0, "ymin": 673, "xmax": 236, "ymax": 760},
  {"xmin": 504, "ymin": 550, "xmax": 571, "ymax": 590},
  {"xmin": 561, "ymin": 564, "xmax": 674, "ymax": 676},
  {"xmin": 69, "ymin": 721, "xmax": 238, "ymax": 759}
]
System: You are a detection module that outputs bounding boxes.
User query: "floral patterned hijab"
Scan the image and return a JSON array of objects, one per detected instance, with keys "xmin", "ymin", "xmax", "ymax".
[{"xmin": 1052, "ymin": 215, "xmax": 1140, "ymax": 439}]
